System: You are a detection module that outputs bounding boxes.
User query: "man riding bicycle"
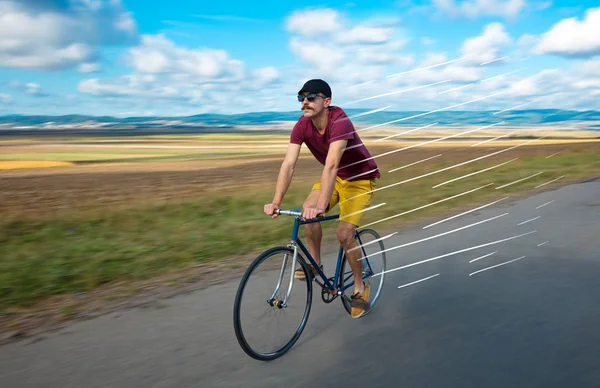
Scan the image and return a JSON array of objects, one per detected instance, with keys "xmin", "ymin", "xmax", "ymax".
[{"xmin": 264, "ymin": 79, "xmax": 380, "ymax": 318}]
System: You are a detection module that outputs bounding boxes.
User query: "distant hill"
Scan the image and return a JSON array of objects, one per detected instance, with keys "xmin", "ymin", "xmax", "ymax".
[{"xmin": 1, "ymin": 109, "xmax": 600, "ymax": 129}]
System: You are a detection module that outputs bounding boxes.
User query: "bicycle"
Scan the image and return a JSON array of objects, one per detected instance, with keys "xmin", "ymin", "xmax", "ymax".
[{"xmin": 233, "ymin": 208, "xmax": 387, "ymax": 361}]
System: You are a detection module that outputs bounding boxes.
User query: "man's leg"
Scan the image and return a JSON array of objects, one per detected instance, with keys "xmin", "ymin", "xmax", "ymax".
[
  {"xmin": 295, "ymin": 181, "xmax": 339, "ymax": 279},
  {"xmin": 303, "ymin": 189, "xmax": 323, "ymax": 267},
  {"xmin": 338, "ymin": 179, "xmax": 376, "ymax": 318},
  {"xmin": 294, "ymin": 189, "xmax": 325, "ymax": 279},
  {"xmin": 336, "ymin": 221, "xmax": 364, "ymax": 295}
]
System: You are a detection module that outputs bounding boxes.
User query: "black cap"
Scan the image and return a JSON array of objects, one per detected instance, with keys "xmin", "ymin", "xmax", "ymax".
[{"xmin": 298, "ymin": 79, "xmax": 332, "ymax": 98}]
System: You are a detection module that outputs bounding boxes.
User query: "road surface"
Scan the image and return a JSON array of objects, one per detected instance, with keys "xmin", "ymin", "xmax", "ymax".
[{"xmin": 1, "ymin": 178, "xmax": 600, "ymax": 388}]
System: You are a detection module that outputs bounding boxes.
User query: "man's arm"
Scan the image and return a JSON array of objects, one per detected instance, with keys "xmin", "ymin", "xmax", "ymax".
[
  {"xmin": 304, "ymin": 139, "xmax": 347, "ymax": 219},
  {"xmin": 265, "ymin": 143, "xmax": 301, "ymax": 217}
]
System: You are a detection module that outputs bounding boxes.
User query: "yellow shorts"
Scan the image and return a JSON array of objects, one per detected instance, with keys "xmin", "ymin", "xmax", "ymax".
[{"xmin": 312, "ymin": 177, "xmax": 376, "ymax": 227}]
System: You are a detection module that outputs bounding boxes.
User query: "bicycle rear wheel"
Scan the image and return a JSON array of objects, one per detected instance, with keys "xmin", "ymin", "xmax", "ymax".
[
  {"xmin": 340, "ymin": 228, "xmax": 386, "ymax": 316},
  {"xmin": 233, "ymin": 246, "xmax": 312, "ymax": 361}
]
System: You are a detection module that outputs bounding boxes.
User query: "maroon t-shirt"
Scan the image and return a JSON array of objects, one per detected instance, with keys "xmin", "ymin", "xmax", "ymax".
[{"xmin": 290, "ymin": 106, "xmax": 380, "ymax": 182}]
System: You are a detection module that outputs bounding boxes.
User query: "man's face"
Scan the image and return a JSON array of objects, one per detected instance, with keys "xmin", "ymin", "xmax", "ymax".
[{"xmin": 299, "ymin": 92, "xmax": 330, "ymax": 118}]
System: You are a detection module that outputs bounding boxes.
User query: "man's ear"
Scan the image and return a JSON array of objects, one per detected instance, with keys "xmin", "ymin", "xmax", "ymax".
[{"xmin": 324, "ymin": 97, "xmax": 331, "ymax": 108}]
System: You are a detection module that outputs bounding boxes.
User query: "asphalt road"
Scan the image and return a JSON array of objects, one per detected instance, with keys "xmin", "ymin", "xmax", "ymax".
[{"xmin": 1, "ymin": 178, "xmax": 599, "ymax": 388}]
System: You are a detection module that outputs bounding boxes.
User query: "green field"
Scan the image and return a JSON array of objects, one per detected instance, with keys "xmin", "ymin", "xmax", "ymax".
[
  {"xmin": 0, "ymin": 150, "xmax": 285, "ymax": 163},
  {"xmin": 1, "ymin": 142, "xmax": 599, "ymax": 314}
]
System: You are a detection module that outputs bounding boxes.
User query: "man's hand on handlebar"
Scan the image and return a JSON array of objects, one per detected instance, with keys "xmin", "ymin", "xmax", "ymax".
[
  {"xmin": 302, "ymin": 207, "xmax": 325, "ymax": 220},
  {"xmin": 264, "ymin": 203, "xmax": 280, "ymax": 218}
]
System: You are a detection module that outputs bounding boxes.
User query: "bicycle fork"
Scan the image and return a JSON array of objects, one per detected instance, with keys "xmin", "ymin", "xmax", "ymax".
[{"xmin": 268, "ymin": 245, "xmax": 298, "ymax": 309}]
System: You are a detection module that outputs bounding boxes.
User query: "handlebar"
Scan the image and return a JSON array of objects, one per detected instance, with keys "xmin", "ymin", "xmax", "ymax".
[
  {"xmin": 274, "ymin": 208, "xmax": 339, "ymax": 222},
  {"xmin": 276, "ymin": 209, "xmax": 303, "ymax": 217}
]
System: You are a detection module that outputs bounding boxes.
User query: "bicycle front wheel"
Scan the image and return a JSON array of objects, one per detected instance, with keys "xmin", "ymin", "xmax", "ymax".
[
  {"xmin": 233, "ymin": 246, "xmax": 312, "ymax": 361},
  {"xmin": 340, "ymin": 228, "xmax": 387, "ymax": 316}
]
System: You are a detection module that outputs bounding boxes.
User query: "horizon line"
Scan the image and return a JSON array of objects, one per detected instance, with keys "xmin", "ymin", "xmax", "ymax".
[{"xmin": 1, "ymin": 107, "xmax": 599, "ymax": 120}]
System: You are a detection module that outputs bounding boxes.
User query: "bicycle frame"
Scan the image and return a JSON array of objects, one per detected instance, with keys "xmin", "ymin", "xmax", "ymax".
[{"xmin": 278, "ymin": 209, "xmax": 373, "ymax": 304}]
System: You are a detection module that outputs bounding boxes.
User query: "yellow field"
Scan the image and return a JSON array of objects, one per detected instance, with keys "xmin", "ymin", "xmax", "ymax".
[
  {"xmin": 0, "ymin": 161, "xmax": 75, "ymax": 170},
  {"xmin": 0, "ymin": 126, "xmax": 597, "ymax": 172}
]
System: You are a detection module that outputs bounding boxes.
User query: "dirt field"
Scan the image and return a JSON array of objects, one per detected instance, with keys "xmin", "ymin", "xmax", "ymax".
[{"xmin": 1, "ymin": 140, "xmax": 598, "ymax": 218}]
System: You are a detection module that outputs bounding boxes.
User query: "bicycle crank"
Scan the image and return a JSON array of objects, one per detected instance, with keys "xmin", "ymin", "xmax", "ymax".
[{"xmin": 320, "ymin": 280, "xmax": 339, "ymax": 303}]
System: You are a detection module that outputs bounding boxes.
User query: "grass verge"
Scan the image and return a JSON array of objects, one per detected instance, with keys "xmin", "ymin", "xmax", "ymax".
[{"xmin": 1, "ymin": 144, "xmax": 599, "ymax": 313}]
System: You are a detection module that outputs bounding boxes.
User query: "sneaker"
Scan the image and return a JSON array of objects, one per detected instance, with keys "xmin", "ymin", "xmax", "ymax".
[
  {"xmin": 294, "ymin": 264, "xmax": 323, "ymax": 280},
  {"xmin": 351, "ymin": 282, "xmax": 370, "ymax": 318}
]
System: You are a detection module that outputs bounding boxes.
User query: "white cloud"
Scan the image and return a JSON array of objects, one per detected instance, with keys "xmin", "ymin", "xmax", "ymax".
[
  {"xmin": 0, "ymin": 94, "xmax": 13, "ymax": 104},
  {"xmin": 79, "ymin": 63, "xmax": 101, "ymax": 73},
  {"xmin": 253, "ymin": 67, "xmax": 280, "ymax": 85},
  {"xmin": 356, "ymin": 48, "xmax": 414, "ymax": 66},
  {"xmin": 9, "ymin": 4, "xmax": 598, "ymax": 115},
  {"xmin": 480, "ymin": 59, "xmax": 600, "ymax": 110},
  {"xmin": 285, "ymin": 8, "xmax": 341, "ymax": 37},
  {"xmin": 25, "ymin": 83, "xmax": 41, "ymax": 96},
  {"xmin": 1, "ymin": 42, "xmax": 92, "ymax": 70},
  {"xmin": 6, "ymin": 80, "xmax": 48, "ymax": 97},
  {"xmin": 126, "ymin": 35, "xmax": 245, "ymax": 82},
  {"xmin": 421, "ymin": 52, "xmax": 448, "ymax": 66},
  {"xmin": 517, "ymin": 34, "xmax": 538, "ymax": 50},
  {"xmin": 82, "ymin": 0, "xmax": 104, "ymax": 12},
  {"xmin": 78, "ymin": 78, "xmax": 151, "ymax": 97},
  {"xmin": 461, "ymin": 23, "xmax": 512, "ymax": 64},
  {"xmin": 581, "ymin": 56, "xmax": 600, "ymax": 77},
  {"xmin": 0, "ymin": 0, "xmax": 136, "ymax": 70},
  {"xmin": 337, "ymin": 41, "xmax": 600, "ymax": 112},
  {"xmin": 78, "ymin": 34, "xmax": 283, "ymax": 112},
  {"xmin": 289, "ymin": 38, "xmax": 345, "ymax": 75},
  {"xmin": 400, "ymin": 56, "xmax": 484, "ymax": 84},
  {"xmin": 115, "ymin": 11, "xmax": 136, "ymax": 33},
  {"xmin": 432, "ymin": 0, "xmax": 526, "ymax": 19},
  {"xmin": 534, "ymin": 1, "xmax": 552, "ymax": 11},
  {"xmin": 442, "ymin": 65, "xmax": 485, "ymax": 82},
  {"xmin": 534, "ymin": 8, "xmax": 600, "ymax": 57},
  {"xmin": 285, "ymin": 8, "xmax": 410, "ymax": 82},
  {"xmin": 337, "ymin": 26, "xmax": 393, "ymax": 44}
]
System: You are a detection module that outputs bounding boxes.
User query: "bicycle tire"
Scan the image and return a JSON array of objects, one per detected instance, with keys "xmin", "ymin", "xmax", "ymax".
[
  {"xmin": 340, "ymin": 228, "xmax": 386, "ymax": 315},
  {"xmin": 233, "ymin": 246, "xmax": 312, "ymax": 361}
]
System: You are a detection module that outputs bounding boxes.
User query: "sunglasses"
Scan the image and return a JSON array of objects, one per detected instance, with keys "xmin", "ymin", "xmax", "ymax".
[{"xmin": 297, "ymin": 93, "xmax": 327, "ymax": 102}]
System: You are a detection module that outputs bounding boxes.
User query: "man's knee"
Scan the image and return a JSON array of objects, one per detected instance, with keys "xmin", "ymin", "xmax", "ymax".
[
  {"xmin": 303, "ymin": 189, "xmax": 320, "ymax": 208},
  {"xmin": 336, "ymin": 222, "xmax": 356, "ymax": 247},
  {"xmin": 305, "ymin": 222, "xmax": 321, "ymax": 236}
]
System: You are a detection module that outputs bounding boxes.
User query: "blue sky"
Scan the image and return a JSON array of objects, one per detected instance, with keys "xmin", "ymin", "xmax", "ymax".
[{"xmin": 1, "ymin": 0, "xmax": 599, "ymax": 116}]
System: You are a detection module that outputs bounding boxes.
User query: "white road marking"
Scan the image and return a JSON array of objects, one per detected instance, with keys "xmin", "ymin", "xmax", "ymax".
[
  {"xmin": 536, "ymin": 200, "xmax": 555, "ymax": 210},
  {"xmin": 481, "ymin": 56, "xmax": 508, "ymax": 65},
  {"xmin": 469, "ymin": 256, "xmax": 527, "ymax": 276},
  {"xmin": 360, "ymin": 211, "xmax": 508, "ymax": 260},
  {"xmin": 359, "ymin": 184, "xmax": 495, "ymax": 229},
  {"xmin": 432, "ymin": 158, "xmax": 518, "ymax": 188},
  {"xmin": 347, "ymin": 232, "xmax": 398, "ymax": 253},
  {"xmin": 535, "ymin": 176, "xmax": 564, "ymax": 188},
  {"xmin": 389, "ymin": 154, "xmax": 442, "ymax": 173},
  {"xmin": 423, "ymin": 197, "xmax": 509, "ymax": 229},
  {"xmin": 371, "ymin": 231, "xmax": 537, "ymax": 277},
  {"xmin": 518, "ymin": 216, "xmax": 541, "ymax": 226},
  {"xmin": 339, "ymin": 202, "xmax": 386, "ymax": 221},
  {"xmin": 397, "ymin": 274, "xmax": 440, "ymax": 289},
  {"xmin": 496, "ymin": 172, "xmax": 544, "ymax": 190},
  {"xmin": 375, "ymin": 123, "xmax": 438, "ymax": 143},
  {"xmin": 470, "ymin": 251, "xmax": 498, "ymax": 263},
  {"xmin": 470, "ymin": 130, "xmax": 522, "ymax": 147}
]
